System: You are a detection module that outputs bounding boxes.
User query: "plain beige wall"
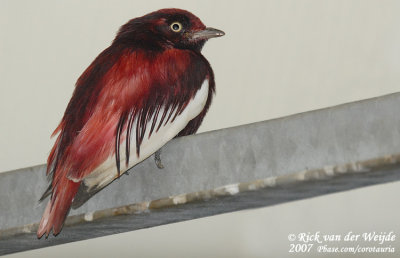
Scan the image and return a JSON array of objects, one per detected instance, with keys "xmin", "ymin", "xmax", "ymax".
[
  {"xmin": 2, "ymin": 0, "xmax": 400, "ymax": 172},
  {"xmin": 1, "ymin": 0, "xmax": 400, "ymax": 257}
]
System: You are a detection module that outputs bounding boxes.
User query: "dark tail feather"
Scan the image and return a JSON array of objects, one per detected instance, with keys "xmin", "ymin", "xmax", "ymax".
[{"xmin": 37, "ymin": 178, "xmax": 80, "ymax": 238}]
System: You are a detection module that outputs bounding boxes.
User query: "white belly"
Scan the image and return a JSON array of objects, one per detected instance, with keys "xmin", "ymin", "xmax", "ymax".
[{"xmin": 83, "ymin": 79, "xmax": 209, "ymax": 190}]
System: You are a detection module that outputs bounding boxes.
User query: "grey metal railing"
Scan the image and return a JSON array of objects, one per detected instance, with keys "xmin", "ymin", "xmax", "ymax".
[{"xmin": 1, "ymin": 92, "xmax": 400, "ymax": 255}]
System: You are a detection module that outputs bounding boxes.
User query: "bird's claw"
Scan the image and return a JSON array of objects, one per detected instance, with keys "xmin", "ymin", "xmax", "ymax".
[{"xmin": 154, "ymin": 149, "xmax": 164, "ymax": 169}]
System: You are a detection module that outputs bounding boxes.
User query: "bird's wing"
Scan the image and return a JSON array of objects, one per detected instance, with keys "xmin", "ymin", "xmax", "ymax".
[
  {"xmin": 67, "ymin": 49, "xmax": 211, "ymax": 181},
  {"xmin": 50, "ymin": 48, "xmax": 212, "ymax": 184},
  {"xmin": 72, "ymin": 76, "xmax": 212, "ymax": 208},
  {"xmin": 38, "ymin": 48, "xmax": 214, "ymax": 237}
]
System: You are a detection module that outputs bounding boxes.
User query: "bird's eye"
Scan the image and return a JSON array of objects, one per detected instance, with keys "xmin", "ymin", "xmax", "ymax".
[{"xmin": 170, "ymin": 22, "xmax": 183, "ymax": 32}]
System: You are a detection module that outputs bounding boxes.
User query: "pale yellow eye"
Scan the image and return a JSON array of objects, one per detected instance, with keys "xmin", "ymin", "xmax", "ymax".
[{"xmin": 170, "ymin": 22, "xmax": 183, "ymax": 32}]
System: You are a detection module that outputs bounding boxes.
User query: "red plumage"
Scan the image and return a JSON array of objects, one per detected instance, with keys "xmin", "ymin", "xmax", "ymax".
[{"xmin": 37, "ymin": 8, "xmax": 224, "ymax": 238}]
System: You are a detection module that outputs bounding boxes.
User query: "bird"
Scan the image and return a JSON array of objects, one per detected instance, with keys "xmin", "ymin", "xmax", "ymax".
[{"xmin": 37, "ymin": 8, "xmax": 224, "ymax": 238}]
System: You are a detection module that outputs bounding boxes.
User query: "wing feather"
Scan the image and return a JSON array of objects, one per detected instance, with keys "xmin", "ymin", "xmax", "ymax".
[
  {"xmin": 48, "ymin": 48, "xmax": 212, "ymax": 187},
  {"xmin": 38, "ymin": 47, "xmax": 214, "ymax": 237}
]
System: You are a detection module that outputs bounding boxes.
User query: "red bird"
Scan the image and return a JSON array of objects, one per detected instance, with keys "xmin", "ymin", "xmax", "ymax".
[{"xmin": 37, "ymin": 8, "xmax": 224, "ymax": 238}]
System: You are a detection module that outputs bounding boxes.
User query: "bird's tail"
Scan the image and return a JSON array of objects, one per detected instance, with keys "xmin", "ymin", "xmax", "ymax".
[{"xmin": 37, "ymin": 177, "xmax": 80, "ymax": 238}]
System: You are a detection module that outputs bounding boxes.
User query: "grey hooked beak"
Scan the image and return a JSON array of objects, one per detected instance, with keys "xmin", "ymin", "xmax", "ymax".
[{"xmin": 191, "ymin": 27, "xmax": 225, "ymax": 40}]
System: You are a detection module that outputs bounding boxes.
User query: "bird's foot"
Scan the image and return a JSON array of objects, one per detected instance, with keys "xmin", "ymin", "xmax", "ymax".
[{"xmin": 154, "ymin": 149, "xmax": 164, "ymax": 169}]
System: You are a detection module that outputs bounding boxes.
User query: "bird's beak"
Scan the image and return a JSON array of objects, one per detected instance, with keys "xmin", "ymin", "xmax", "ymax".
[{"xmin": 190, "ymin": 27, "xmax": 225, "ymax": 40}]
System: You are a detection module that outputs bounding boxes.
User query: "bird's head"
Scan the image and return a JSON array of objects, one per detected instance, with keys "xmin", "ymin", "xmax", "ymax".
[{"xmin": 114, "ymin": 8, "xmax": 225, "ymax": 51}]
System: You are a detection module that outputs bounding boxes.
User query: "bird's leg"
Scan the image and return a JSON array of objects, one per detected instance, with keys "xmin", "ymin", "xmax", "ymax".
[{"xmin": 154, "ymin": 149, "xmax": 164, "ymax": 169}]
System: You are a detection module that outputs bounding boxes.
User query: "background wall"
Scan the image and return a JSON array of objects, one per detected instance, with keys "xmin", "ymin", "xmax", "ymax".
[{"xmin": 1, "ymin": 0, "xmax": 400, "ymax": 257}]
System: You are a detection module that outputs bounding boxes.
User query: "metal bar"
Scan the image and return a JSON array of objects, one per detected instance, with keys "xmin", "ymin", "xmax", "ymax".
[{"xmin": 2, "ymin": 92, "xmax": 400, "ymax": 255}]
